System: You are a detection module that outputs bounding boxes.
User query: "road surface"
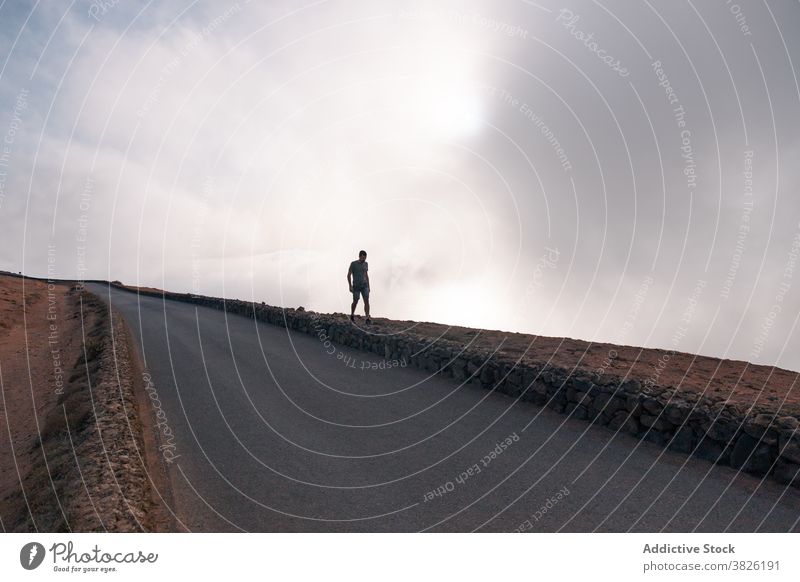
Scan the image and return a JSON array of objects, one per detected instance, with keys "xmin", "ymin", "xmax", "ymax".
[{"xmin": 88, "ymin": 283, "xmax": 800, "ymax": 532}]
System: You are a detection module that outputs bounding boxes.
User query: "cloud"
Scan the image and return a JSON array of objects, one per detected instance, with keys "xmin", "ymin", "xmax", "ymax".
[{"xmin": 2, "ymin": 0, "xmax": 800, "ymax": 370}]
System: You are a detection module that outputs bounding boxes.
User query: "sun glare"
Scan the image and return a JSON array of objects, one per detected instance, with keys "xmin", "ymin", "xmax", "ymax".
[{"xmin": 433, "ymin": 89, "xmax": 484, "ymax": 136}]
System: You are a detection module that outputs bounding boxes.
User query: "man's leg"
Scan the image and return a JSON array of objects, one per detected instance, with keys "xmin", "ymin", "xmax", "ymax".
[
  {"xmin": 351, "ymin": 289, "xmax": 359, "ymax": 321},
  {"xmin": 363, "ymin": 288, "xmax": 370, "ymax": 321}
]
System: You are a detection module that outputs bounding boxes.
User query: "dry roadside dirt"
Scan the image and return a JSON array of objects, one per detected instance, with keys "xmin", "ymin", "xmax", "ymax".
[{"xmin": 0, "ymin": 274, "xmax": 171, "ymax": 532}]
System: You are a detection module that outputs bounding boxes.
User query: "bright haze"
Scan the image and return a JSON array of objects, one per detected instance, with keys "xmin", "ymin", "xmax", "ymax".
[{"xmin": 2, "ymin": 1, "xmax": 800, "ymax": 371}]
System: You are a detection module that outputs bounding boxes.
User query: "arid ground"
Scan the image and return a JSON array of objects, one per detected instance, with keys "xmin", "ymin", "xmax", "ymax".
[{"xmin": 0, "ymin": 274, "xmax": 168, "ymax": 532}]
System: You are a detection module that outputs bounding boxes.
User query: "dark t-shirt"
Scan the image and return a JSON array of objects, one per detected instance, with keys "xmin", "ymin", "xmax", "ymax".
[{"xmin": 350, "ymin": 260, "xmax": 369, "ymax": 287}]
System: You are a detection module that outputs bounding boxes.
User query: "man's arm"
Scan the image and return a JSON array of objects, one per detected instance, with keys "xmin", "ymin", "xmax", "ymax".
[
  {"xmin": 347, "ymin": 264, "xmax": 353, "ymax": 291},
  {"xmin": 365, "ymin": 265, "xmax": 370, "ymax": 287}
]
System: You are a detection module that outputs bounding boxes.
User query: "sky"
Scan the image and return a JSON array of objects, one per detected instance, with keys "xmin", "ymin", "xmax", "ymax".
[{"xmin": 1, "ymin": 0, "xmax": 800, "ymax": 371}]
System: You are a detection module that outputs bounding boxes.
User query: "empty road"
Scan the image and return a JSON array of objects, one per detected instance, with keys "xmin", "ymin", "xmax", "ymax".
[{"xmin": 88, "ymin": 283, "xmax": 800, "ymax": 532}]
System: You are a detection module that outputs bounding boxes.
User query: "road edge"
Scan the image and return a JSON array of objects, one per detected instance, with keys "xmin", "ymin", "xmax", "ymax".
[{"xmin": 100, "ymin": 288, "xmax": 180, "ymax": 532}]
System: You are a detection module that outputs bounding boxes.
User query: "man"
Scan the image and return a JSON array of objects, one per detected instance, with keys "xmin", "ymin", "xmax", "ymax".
[{"xmin": 347, "ymin": 250, "xmax": 371, "ymax": 323}]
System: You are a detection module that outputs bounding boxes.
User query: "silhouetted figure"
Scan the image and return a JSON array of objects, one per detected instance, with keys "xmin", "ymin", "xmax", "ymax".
[{"xmin": 347, "ymin": 250, "xmax": 370, "ymax": 324}]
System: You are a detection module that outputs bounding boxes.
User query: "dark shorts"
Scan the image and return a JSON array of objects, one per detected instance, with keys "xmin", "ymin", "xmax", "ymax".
[{"xmin": 352, "ymin": 285, "xmax": 369, "ymax": 302}]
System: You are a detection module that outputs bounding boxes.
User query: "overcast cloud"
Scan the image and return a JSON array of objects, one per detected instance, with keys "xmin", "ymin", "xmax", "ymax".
[{"xmin": 2, "ymin": 0, "xmax": 800, "ymax": 371}]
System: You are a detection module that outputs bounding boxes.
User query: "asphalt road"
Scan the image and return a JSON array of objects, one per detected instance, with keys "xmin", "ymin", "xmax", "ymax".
[{"xmin": 88, "ymin": 283, "xmax": 800, "ymax": 532}]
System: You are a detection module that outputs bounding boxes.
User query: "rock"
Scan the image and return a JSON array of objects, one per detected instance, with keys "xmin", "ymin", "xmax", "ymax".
[
  {"xmin": 522, "ymin": 369, "xmax": 538, "ymax": 389},
  {"xmin": 778, "ymin": 431, "xmax": 800, "ymax": 464},
  {"xmin": 607, "ymin": 410, "xmax": 625, "ymax": 430},
  {"xmin": 754, "ymin": 412, "xmax": 776, "ymax": 425},
  {"xmin": 731, "ymin": 434, "xmax": 776, "ymax": 474},
  {"xmin": 596, "ymin": 374, "xmax": 617, "ymax": 387},
  {"xmin": 747, "ymin": 443, "xmax": 777, "ymax": 474},
  {"xmin": 593, "ymin": 393, "xmax": 626, "ymax": 415},
  {"xmin": 495, "ymin": 380, "xmax": 513, "ymax": 397},
  {"xmin": 703, "ymin": 418, "xmax": 738, "ymax": 444},
  {"xmin": 664, "ymin": 402, "xmax": 691, "ymax": 424},
  {"xmin": 689, "ymin": 404, "xmax": 711, "ymax": 421},
  {"xmin": 608, "ymin": 410, "xmax": 638, "ymax": 434},
  {"xmin": 626, "ymin": 394, "xmax": 643, "ymax": 415},
  {"xmin": 566, "ymin": 383, "xmax": 579, "ymax": 402},
  {"xmin": 571, "ymin": 390, "xmax": 591, "ymax": 406},
  {"xmin": 452, "ymin": 360, "xmax": 468, "ymax": 382},
  {"xmin": 640, "ymin": 414, "xmax": 672, "ymax": 431},
  {"xmin": 571, "ymin": 405, "xmax": 589, "ymax": 421},
  {"xmin": 621, "ymin": 379, "xmax": 641, "ymax": 393},
  {"xmin": 551, "ymin": 370, "xmax": 568, "ymax": 387},
  {"xmin": 532, "ymin": 380, "xmax": 548, "ymax": 396},
  {"xmin": 742, "ymin": 414, "xmax": 779, "ymax": 446},
  {"xmin": 479, "ymin": 365, "xmax": 494, "ymax": 386},
  {"xmin": 778, "ymin": 416, "xmax": 799, "ymax": 431},
  {"xmin": 641, "ymin": 398, "xmax": 662, "ymax": 415}
]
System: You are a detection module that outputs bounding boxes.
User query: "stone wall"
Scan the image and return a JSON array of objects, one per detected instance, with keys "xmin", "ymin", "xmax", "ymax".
[{"xmin": 111, "ymin": 284, "xmax": 800, "ymax": 490}]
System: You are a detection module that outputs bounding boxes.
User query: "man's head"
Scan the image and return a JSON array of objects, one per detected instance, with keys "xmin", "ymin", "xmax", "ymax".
[{"xmin": 358, "ymin": 250, "xmax": 367, "ymax": 262}]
